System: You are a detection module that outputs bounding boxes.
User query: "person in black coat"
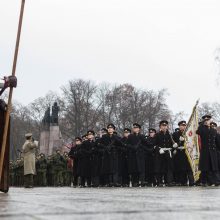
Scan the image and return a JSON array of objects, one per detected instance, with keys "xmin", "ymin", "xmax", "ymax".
[
  {"xmin": 197, "ymin": 115, "xmax": 220, "ymax": 186},
  {"xmin": 120, "ymin": 128, "xmax": 131, "ymax": 187},
  {"xmin": 97, "ymin": 124, "xmax": 122, "ymax": 186},
  {"xmin": 68, "ymin": 137, "xmax": 82, "ymax": 187},
  {"xmin": 172, "ymin": 121, "xmax": 194, "ymax": 186},
  {"xmin": 211, "ymin": 122, "xmax": 220, "ymax": 181},
  {"xmin": 154, "ymin": 120, "xmax": 177, "ymax": 186},
  {"xmin": 145, "ymin": 128, "xmax": 157, "ymax": 186},
  {"xmin": 127, "ymin": 123, "xmax": 147, "ymax": 187},
  {"xmin": 79, "ymin": 130, "xmax": 96, "ymax": 187}
]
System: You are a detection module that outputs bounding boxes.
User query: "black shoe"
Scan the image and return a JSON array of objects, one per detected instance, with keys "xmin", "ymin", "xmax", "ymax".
[
  {"xmin": 132, "ymin": 183, "xmax": 139, "ymax": 187},
  {"xmin": 113, "ymin": 183, "xmax": 121, "ymax": 187}
]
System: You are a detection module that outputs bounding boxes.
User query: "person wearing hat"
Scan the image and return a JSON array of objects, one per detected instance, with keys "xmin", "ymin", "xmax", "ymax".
[
  {"xmin": 119, "ymin": 128, "xmax": 131, "ymax": 186},
  {"xmin": 127, "ymin": 123, "xmax": 147, "ymax": 187},
  {"xmin": 197, "ymin": 115, "xmax": 220, "ymax": 186},
  {"xmin": 172, "ymin": 121, "xmax": 194, "ymax": 186},
  {"xmin": 97, "ymin": 123, "xmax": 122, "ymax": 187},
  {"xmin": 88, "ymin": 130, "xmax": 102, "ymax": 187},
  {"xmin": 82, "ymin": 134, "xmax": 88, "ymax": 142},
  {"xmin": 101, "ymin": 128, "xmax": 108, "ymax": 136},
  {"xmin": 22, "ymin": 133, "xmax": 38, "ymax": 188},
  {"xmin": 53, "ymin": 149, "xmax": 66, "ymax": 186},
  {"xmin": 211, "ymin": 122, "xmax": 218, "ymax": 129},
  {"xmin": 154, "ymin": 120, "xmax": 177, "ymax": 187},
  {"xmin": 36, "ymin": 153, "xmax": 47, "ymax": 186},
  {"xmin": 68, "ymin": 137, "xmax": 82, "ymax": 187},
  {"xmin": 211, "ymin": 122, "xmax": 220, "ymax": 181},
  {"xmin": 79, "ymin": 130, "xmax": 96, "ymax": 187},
  {"xmin": 145, "ymin": 128, "xmax": 157, "ymax": 186}
]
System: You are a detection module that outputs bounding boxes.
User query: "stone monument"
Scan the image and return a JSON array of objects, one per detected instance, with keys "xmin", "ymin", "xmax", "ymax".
[{"xmin": 39, "ymin": 102, "xmax": 63, "ymax": 155}]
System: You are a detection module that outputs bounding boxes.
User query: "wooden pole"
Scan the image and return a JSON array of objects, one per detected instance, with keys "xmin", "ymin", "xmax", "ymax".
[{"xmin": 0, "ymin": 0, "xmax": 26, "ymax": 181}]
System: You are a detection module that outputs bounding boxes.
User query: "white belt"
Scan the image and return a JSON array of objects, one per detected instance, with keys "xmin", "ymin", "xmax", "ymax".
[
  {"xmin": 162, "ymin": 148, "xmax": 172, "ymax": 158},
  {"xmin": 178, "ymin": 146, "xmax": 185, "ymax": 150}
]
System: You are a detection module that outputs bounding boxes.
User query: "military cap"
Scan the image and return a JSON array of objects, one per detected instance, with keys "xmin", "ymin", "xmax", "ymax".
[
  {"xmin": 149, "ymin": 128, "xmax": 156, "ymax": 133},
  {"xmin": 133, "ymin": 123, "xmax": 141, "ymax": 129},
  {"xmin": 101, "ymin": 128, "xmax": 108, "ymax": 133},
  {"xmin": 87, "ymin": 130, "xmax": 95, "ymax": 135},
  {"xmin": 75, "ymin": 137, "xmax": 82, "ymax": 142},
  {"xmin": 124, "ymin": 128, "xmax": 131, "ymax": 133},
  {"xmin": 82, "ymin": 134, "xmax": 87, "ymax": 138},
  {"xmin": 178, "ymin": 120, "xmax": 187, "ymax": 126},
  {"xmin": 202, "ymin": 114, "xmax": 212, "ymax": 120},
  {"xmin": 107, "ymin": 123, "xmax": 115, "ymax": 129},
  {"xmin": 25, "ymin": 133, "xmax": 32, "ymax": 137},
  {"xmin": 211, "ymin": 122, "xmax": 217, "ymax": 127},
  {"xmin": 159, "ymin": 120, "xmax": 169, "ymax": 126}
]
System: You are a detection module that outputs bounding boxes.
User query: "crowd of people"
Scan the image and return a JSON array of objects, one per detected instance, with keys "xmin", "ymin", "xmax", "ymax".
[
  {"xmin": 9, "ymin": 151, "xmax": 72, "ymax": 187},
  {"xmin": 11, "ymin": 114, "xmax": 220, "ymax": 188}
]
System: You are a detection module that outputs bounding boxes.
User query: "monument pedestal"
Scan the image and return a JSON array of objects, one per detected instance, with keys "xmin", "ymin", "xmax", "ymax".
[
  {"xmin": 39, "ymin": 131, "xmax": 50, "ymax": 155},
  {"xmin": 40, "ymin": 126, "xmax": 62, "ymax": 156},
  {"xmin": 48, "ymin": 125, "xmax": 62, "ymax": 155}
]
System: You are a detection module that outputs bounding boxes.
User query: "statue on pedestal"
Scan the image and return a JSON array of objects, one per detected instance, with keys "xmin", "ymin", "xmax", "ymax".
[{"xmin": 51, "ymin": 102, "xmax": 60, "ymax": 125}]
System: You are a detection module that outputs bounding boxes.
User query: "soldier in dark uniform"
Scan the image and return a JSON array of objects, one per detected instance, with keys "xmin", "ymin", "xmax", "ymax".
[
  {"xmin": 98, "ymin": 124, "xmax": 122, "ymax": 187},
  {"xmin": 119, "ymin": 128, "xmax": 131, "ymax": 187},
  {"xmin": 172, "ymin": 121, "xmax": 194, "ymax": 186},
  {"xmin": 68, "ymin": 137, "xmax": 82, "ymax": 187},
  {"xmin": 210, "ymin": 122, "xmax": 220, "ymax": 181},
  {"xmin": 88, "ymin": 131, "xmax": 101, "ymax": 187},
  {"xmin": 154, "ymin": 120, "xmax": 177, "ymax": 186},
  {"xmin": 145, "ymin": 128, "xmax": 157, "ymax": 186},
  {"xmin": 127, "ymin": 123, "xmax": 146, "ymax": 187},
  {"xmin": 79, "ymin": 130, "xmax": 95, "ymax": 187},
  {"xmin": 82, "ymin": 134, "xmax": 88, "ymax": 142},
  {"xmin": 101, "ymin": 128, "xmax": 108, "ymax": 136},
  {"xmin": 197, "ymin": 115, "xmax": 220, "ymax": 186}
]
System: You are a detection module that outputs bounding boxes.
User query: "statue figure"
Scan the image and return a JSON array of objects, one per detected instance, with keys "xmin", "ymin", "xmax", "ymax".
[{"xmin": 51, "ymin": 102, "xmax": 60, "ymax": 125}]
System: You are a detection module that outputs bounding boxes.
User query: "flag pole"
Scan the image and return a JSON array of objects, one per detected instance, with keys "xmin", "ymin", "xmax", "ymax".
[{"xmin": 0, "ymin": 0, "xmax": 26, "ymax": 181}]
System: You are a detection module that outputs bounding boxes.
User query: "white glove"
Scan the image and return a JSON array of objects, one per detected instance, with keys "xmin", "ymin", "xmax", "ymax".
[
  {"xmin": 173, "ymin": 143, "xmax": 178, "ymax": 148},
  {"xmin": 179, "ymin": 136, "xmax": 185, "ymax": 141},
  {"xmin": 159, "ymin": 148, "xmax": 165, "ymax": 154}
]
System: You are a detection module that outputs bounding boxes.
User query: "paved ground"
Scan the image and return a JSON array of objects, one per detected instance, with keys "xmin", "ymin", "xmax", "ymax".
[{"xmin": 1, "ymin": 187, "xmax": 220, "ymax": 219}]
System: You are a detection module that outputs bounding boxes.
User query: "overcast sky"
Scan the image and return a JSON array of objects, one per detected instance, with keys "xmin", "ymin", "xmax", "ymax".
[{"xmin": 1, "ymin": 0, "xmax": 220, "ymax": 117}]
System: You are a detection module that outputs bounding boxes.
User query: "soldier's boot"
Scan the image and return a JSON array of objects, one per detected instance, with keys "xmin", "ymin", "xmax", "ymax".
[
  {"xmin": 91, "ymin": 176, "xmax": 98, "ymax": 187},
  {"xmin": 187, "ymin": 171, "xmax": 194, "ymax": 186},
  {"xmin": 29, "ymin": 174, "xmax": 34, "ymax": 188},
  {"xmin": 139, "ymin": 173, "xmax": 146, "ymax": 187},
  {"xmin": 24, "ymin": 175, "xmax": 28, "ymax": 188},
  {"xmin": 42, "ymin": 172, "xmax": 47, "ymax": 186}
]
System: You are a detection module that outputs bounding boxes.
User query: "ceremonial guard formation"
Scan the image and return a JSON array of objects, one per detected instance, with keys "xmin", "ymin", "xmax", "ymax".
[{"xmin": 9, "ymin": 115, "xmax": 220, "ymax": 188}]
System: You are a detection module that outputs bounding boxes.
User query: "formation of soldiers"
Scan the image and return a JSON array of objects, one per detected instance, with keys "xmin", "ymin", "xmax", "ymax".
[
  {"xmin": 67, "ymin": 117, "xmax": 220, "ymax": 188},
  {"xmin": 9, "ymin": 115, "xmax": 220, "ymax": 188},
  {"xmin": 9, "ymin": 151, "xmax": 72, "ymax": 187}
]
